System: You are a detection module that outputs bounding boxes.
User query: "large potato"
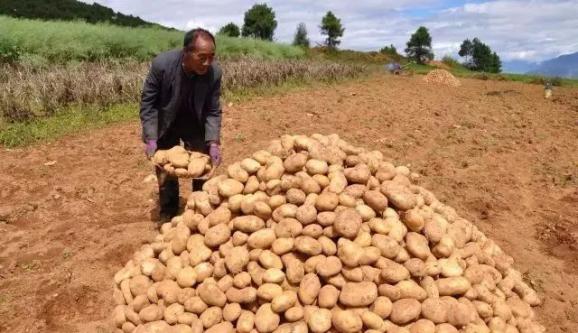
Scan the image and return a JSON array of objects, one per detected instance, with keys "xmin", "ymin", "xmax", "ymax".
[
  {"xmin": 381, "ymin": 181, "xmax": 417, "ymax": 211},
  {"xmin": 334, "ymin": 208, "xmax": 362, "ymax": 239},
  {"xmin": 390, "ymin": 298, "xmax": 421, "ymax": 325},
  {"xmin": 332, "ymin": 310, "xmax": 363, "ymax": 333},
  {"xmin": 204, "ymin": 223, "xmax": 231, "ymax": 248},
  {"xmin": 339, "ymin": 282, "xmax": 378, "ymax": 307},
  {"xmin": 298, "ymin": 273, "xmax": 321, "ymax": 305},
  {"xmin": 307, "ymin": 308, "xmax": 332, "ymax": 333},
  {"xmin": 255, "ymin": 303, "xmax": 280, "ymax": 333}
]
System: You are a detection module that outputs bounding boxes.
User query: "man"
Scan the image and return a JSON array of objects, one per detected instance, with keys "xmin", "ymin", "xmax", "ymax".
[{"xmin": 140, "ymin": 28, "xmax": 222, "ymax": 220}]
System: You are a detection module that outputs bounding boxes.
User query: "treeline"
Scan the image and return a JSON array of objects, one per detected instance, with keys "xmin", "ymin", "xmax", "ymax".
[{"xmin": 0, "ymin": 0, "xmax": 160, "ymax": 28}]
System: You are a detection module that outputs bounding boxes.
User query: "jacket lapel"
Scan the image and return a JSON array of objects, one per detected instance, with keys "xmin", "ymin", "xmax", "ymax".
[{"xmin": 194, "ymin": 77, "xmax": 208, "ymax": 123}]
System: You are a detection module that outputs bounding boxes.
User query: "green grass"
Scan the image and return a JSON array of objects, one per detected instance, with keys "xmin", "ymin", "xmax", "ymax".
[
  {"xmin": 0, "ymin": 103, "xmax": 136, "ymax": 147},
  {"xmin": 0, "ymin": 15, "xmax": 305, "ymax": 64}
]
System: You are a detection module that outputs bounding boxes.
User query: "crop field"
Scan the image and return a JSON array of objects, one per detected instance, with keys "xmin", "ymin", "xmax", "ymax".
[{"xmin": 0, "ymin": 73, "xmax": 576, "ymax": 332}]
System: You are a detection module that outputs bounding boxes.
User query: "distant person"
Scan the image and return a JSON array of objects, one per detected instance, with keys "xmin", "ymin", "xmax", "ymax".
[
  {"xmin": 387, "ymin": 62, "xmax": 402, "ymax": 75},
  {"xmin": 139, "ymin": 28, "xmax": 222, "ymax": 221}
]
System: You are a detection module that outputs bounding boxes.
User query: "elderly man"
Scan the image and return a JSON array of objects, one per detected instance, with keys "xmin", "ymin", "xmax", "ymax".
[{"xmin": 140, "ymin": 28, "xmax": 222, "ymax": 220}]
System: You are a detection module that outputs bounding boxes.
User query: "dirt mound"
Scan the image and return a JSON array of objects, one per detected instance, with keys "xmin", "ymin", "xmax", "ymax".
[{"xmin": 423, "ymin": 69, "xmax": 461, "ymax": 87}]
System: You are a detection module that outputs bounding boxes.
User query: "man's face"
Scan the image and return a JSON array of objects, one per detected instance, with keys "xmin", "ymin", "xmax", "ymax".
[{"xmin": 183, "ymin": 37, "xmax": 215, "ymax": 76}]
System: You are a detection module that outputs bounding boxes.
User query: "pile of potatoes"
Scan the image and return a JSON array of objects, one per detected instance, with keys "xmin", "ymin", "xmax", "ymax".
[
  {"xmin": 153, "ymin": 146, "xmax": 213, "ymax": 178},
  {"xmin": 113, "ymin": 134, "xmax": 545, "ymax": 333}
]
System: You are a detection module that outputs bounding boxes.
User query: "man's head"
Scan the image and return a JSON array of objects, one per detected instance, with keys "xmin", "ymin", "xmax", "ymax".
[{"xmin": 182, "ymin": 28, "xmax": 216, "ymax": 76}]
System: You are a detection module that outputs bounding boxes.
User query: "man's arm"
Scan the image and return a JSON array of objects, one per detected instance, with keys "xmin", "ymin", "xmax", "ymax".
[
  {"xmin": 204, "ymin": 68, "xmax": 222, "ymax": 144},
  {"xmin": 140, "ymin": 60, "xmax": 161, "ymax": 143}
]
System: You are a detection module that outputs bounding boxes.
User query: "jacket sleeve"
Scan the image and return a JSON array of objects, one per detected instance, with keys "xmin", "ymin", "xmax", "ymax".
[
  {"xmin": 204, "ymin": 68, "xmax": 222, "ymax": 144},
  {"xmin": 139, "ymin": 59, "xmax": 161, "ymax": 142}
]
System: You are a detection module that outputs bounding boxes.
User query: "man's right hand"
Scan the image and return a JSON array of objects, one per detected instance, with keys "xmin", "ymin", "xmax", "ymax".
[{"xmin": 145, "ymin": 140, "xmax": 157, "ymax": 159}]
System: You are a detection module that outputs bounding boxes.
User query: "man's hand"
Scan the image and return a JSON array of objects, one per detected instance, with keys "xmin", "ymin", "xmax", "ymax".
[
  {"xmin": 208, "ymin": 142, "xmax": 221, "ymax": 166},
  {"xmin": 145, "ymin": 140, "xmax": 157, "ymax": 159}
]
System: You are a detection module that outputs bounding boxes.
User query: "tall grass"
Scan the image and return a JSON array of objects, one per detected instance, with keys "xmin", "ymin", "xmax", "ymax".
[
  {"xmin": 0, "ymin": 59, "xmax": 366, "ymax": 124},
  {"xmin": 0, "ymin": 15, "xmax": 305, "ymax": 64}
]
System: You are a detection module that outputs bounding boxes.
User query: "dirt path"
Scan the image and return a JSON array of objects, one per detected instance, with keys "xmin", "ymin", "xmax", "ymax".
[{"xmin": 0, "ymin": 74, "xmax": 576, "ymax": 332}]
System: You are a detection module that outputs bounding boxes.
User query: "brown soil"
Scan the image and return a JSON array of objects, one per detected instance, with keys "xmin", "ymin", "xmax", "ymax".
[{"xmin": 0, "ymin": 74, "xmax": 577, "ymax": 332}]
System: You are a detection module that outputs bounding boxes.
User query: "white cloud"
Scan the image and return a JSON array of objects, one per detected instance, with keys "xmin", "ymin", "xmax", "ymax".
[{"xmin": 80, "ymin": 0, "xmax": 578, "ymax": 62}]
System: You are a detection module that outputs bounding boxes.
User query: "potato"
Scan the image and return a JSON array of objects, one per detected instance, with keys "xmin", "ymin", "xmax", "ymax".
[
  {"xmin": 205, "ymin": 223, "xmax": 231, "ymax": 248},
  {"xmin": 233, "ymin": 272, "xmax": 252, "ymax": 288},
  {"xmin": 421, "ymin": 298, "xmax": 449, "ymax": 324},
  {"xmin": 298, "ymin": 273, "xmax": 321, "ymax": 305},
  {"xmin": 328, "ymin": 173, "xmax": 348, "ymax": 194},
  {"xmin": 315, "ymin": 192, "xmax": 339, "ymax": 211},
  {"xmin": 381, "ymin": 181, "xmax": 417, "ymax": 211},
  {"xmin": 284, "ymin": 153, "xmax": 308, "ymax": 173},
  {"xmin": 301, "ymin": 177, "xmax": 322, "ymax": 194},
  {"xmin": 336, "ymin": 240, "xmax": 362, "ymax": 268},
  {"xmin": 130, "ymin": 275, "xmax": 152, "ymax": 297},
  {"xmin": 302, "ymin": 224, "xmax": 323, "ymax": 238},
  {"xmin": 318, "ymin": 236, "xmax": 337, "ymax": 256},
  {"xmin": 258, "ymin": 283, "xmax": 284, "ymax": 301},
  {"xmin": 184, "ymin": 296, "xmax": 208, "ymax": 314},
  {"xmin": 286, "ymin": 188, "xmax": 307, "ymax": 205},
  {"xmin": 316, "ymin": 256, "xmax": 342, "ymax": 278},
  {"xmin": 318, "ymin": 285, "xmax": 340, "ymax": 308},
  {"xmin": 156, "ymin": 280, "xmax": 180, "ymax": 304},
  {"xmin": 197, "ymin": 281, "xmax": 227, "ymax": 307},
  {"xmin": 275, "ymin": 218, "xmax": 303, "ymax": 238},
  {"xmin": 363, "ymin": 190, "xmax": 388, "ymax": 213},
  {"xmin": 405, "ymin": 232, "xmax": 431, "ymax": 260},
  {"xmin": 226, "ymin": 287, "xmax": 257, "ymax": 304},
  {"xmin": 259, "ymin": 250, "xmax": 283, "ymax": 269},
  {"xmin": 437, "ymin": 277, "xmax": 471, "ymax": 296},
  {"xmin": 227, "ymin": 162, "xmax": 249, "ymax": 183},
  {"xmin": 361, "ymin": 311, "xmax": 384, "ymax": 330},
  {"xmin": 295, "ymin": 204, "xmax": 318, "ymax": 225},
  {"xmin": 256, "ymin": 303, "xmax": 280, "ymax": 333},
  {"xmin": 339, "ymin": 282, "xmax": 378, "ymax": 307},
  {"xmin": 295, "ymin": 236, "xmax": 323, "ymax": 256},
  {"xmin": 224, "ymin": 246, "xmax": 249, "ymax": 274},
  {"xmin": 332, "ymin": 310, "xmax": 363, "ymax": 333},
  {"xmin": 176, "ymin": 266, "xmax": 197, "ymax": 288},
  {"xmin": 231, "ymin": 311, "xmax": 254, "ymax": 333},
  {"xmin": 263, "ymin": 268, "xmax": 286, "ymax": 284},
  {"xmin": 379, "ymin": 258, "xmax": 410, "ymax": 283},
  {"xmin": 164, "ymin": 303, "xmax": 185, "ymax": 325},
  {"xmin": 390, "ymin": 298, "xmax": 421, "ymax": 325},
  {"xmin": 285, "ymin": 257, "xmax": 305, "ymax": 284},
  {"xmin": 306, "ymin": 159, "xmax": 329, "ymax": 175},
  {"xmin": 344, "ymin": 164, "xmax": 371, "ymax": 184},
  {"xmin": 372, "ymin": 234, "xmax": 401, "ymax": 259},
  {"xmin": 248, "ymin": 228, "xmax": 277, "ymax": 249},
  {"xmin": 307, "ymin": 308, "xmax": 332, "ymax": 333},
  {"xmin": 396, "ymin": 280, "xmax": 427, "ymax": 301},
  {"xmin": 200, "ymin": 306, "xmax": 223, "ymax": 328},
  {"xmin": 334, "ymin": 208, "xmax": 362, "ymax": 239},
  {"xmin": 272, "ymin": 290, "xmax": 298, "ymax": 313},
  {"xmin": 139, "ymin": 304, "xmax": 163, "ymax": 322},
  {"xmin": 285, "ymin": 306, "xmax": 304, "ymax": 322},
  {"xmin": 410, "ymin": 319, "xmax": 435, "ymax": 333},
  {"xmin": 447, "ymin": 302, "xmax": 474, "ymax": 327},
  {"xmin": 232, "ymin": 215, "xmax": 265, "ymax": 233},
  {"xmin": 205, "ymin": 322, "xmax": 234, "ymax": 333}
]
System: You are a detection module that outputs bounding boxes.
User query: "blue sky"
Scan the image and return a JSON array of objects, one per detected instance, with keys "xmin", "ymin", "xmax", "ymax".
[{"xmin": 82, "ymin": 0, "xmax": 578, "ymax": 63}]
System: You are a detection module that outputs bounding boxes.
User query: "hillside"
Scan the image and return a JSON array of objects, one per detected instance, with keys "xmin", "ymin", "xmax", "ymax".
[
  {"xmin": 529, "ymin": 52, "xmax": 578, "ymax": 78},
  {"xmin": 0, "ymin": 0, "xmax": 161, "ymax": 28}
]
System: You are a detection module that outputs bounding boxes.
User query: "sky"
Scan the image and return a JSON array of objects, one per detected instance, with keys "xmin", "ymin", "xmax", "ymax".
[{"xmin": 81, "ymin": 0, "xmax": 578, "ymax": 63}]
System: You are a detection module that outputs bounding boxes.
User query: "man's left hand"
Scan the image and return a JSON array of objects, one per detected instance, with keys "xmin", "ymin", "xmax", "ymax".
[{"xmin": 209, "ymin": 142, "xmax": 221, "ymax": 166}]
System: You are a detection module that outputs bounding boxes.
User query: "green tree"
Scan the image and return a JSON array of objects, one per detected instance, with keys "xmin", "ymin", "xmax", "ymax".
[
  {"xmin": 218, "ymin": 22, "xmax": 240, "ymax": 37},
  {"xmin": 293, "ymin": 23, "xmax": 310, "ymax": 47},
  {"xmin": 405, "ymin": 26, "xmax": 434, "ymax": 64},
  {"xmin": 461, "ymin": 38, "xmax": 502, "ymax": 73},
  {"xmin": 320, "ymin": 11, "xmax": 344, "ymax": 49},
  {"xmin": 380, "ymin": 44, "xmax": 398, "ymax": 56},
  {"xmin": 458, "ymin": 38, "xmax": 474, "ymax": 64},
  {"xmin": 241, "ymin": 3, "xmax": 277, "ymax": 41}
]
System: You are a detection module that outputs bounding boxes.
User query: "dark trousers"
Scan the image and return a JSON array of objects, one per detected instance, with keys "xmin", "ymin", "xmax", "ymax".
[{"xmin": 156, "ymin": 113, "xmax": 206, "ymax": 218}]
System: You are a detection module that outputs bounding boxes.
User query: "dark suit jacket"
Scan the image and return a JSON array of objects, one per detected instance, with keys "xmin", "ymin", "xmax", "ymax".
[{"xmin": 139, "ymin": 49, "xmax": 222, "ymax": 143}]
